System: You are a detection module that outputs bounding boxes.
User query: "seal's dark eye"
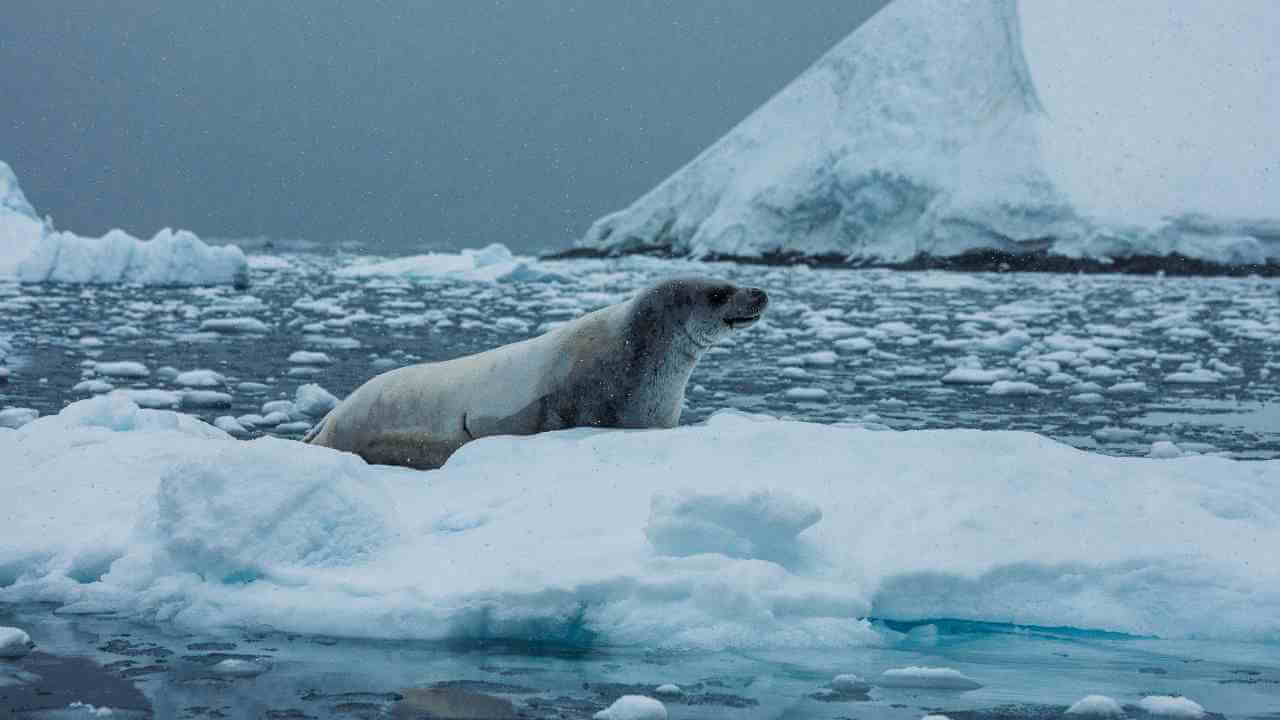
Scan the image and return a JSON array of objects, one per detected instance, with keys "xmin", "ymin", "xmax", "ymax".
[{"xmin": 706, "ymin": 287, "xmax": 732, "ymax": 306}]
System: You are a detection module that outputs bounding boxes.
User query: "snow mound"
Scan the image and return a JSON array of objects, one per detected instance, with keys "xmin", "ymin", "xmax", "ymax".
[
  {"xmin": 337, "ymin": 243, "xmax": 566, "ymax": 283},
  {"xmin": 0, "ymin": 161, "xmax": 247, "ymax": 286},
  {"xmin": 3, "ymin": 399, "xmax": 1280, "ymax": 649},
  {"xmin": 577, "ymin": 0, "xmax": 1280, "ymax": 268}
]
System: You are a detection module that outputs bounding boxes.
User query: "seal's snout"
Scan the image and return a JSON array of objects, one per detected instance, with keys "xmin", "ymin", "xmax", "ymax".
[{"xmin": 724, "ymin": 286, "xmax": 768, "ymax": 330}]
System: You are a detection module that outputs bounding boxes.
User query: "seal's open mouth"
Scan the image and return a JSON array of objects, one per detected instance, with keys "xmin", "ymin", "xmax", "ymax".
[{"xmin": 725, "ymin": 314, "xmax": 761, "ymax": 329}]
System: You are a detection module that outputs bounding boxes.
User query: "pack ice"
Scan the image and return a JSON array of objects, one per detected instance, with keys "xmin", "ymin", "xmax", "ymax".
[
  {"xmin": 0, "ymin": 161, "xmax": 247, "ymax": 287},
  {"xmin": 2, "ymin": 394, "xmax": 1278, "ymax": 649},
  {"xmin": 578, "ymin": 0, "xmax": 1280, "ymax": 267}
]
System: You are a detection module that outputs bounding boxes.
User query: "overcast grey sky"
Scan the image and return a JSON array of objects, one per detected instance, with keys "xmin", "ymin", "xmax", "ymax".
[{"xmin": 2, "ymin": 1, "xmax": 886, "ymax": 253}]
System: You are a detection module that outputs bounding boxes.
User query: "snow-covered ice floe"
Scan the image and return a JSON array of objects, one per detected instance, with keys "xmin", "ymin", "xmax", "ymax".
[
  {"xmin": 575, "ymin": 0, "xmax": 1280, "ymax": 271},
  {"xmin": 336, "ymin": 243, "xmax": 566, "ymax": 283},
  {"xmin": 0, "ymin": 161, "xmax": 247, "ymax": 287},
  {"xmin": 3, "ymin": 395, "xmax": 1279, "ymax": 649}
]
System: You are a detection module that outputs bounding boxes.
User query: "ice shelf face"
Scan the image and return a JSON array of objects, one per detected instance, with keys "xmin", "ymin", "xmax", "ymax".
[
  {"xmin": 577, "ymin": 0, "xmax": 1280, "ymax": 268},
  {"xmin": 0, "ymin": 161, "xmax": 248, "ymax": 287}
]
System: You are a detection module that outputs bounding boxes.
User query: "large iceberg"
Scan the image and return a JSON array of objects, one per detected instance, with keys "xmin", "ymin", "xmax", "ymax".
[
  {"xmin": 0, "ymin": 161, "xmax": 248, "ymax": 287},
  {"xmin": 576, "ymin": 0, "xmax": 1280, "ymax": 271},
  {"xmin": 3, "ymin": 394, "xmax": 1278, "ymax": 648}
]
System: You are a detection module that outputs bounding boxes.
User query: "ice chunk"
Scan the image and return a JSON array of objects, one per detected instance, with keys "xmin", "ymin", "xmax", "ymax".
[
  {"xmin": 199, "ymin": 317, "xmax": 269, "ymax": 334},
  {"xmin": 987, "ymin": 380, "xmax": 1043, "ymax": 396},
  {"xmin": 288, "ymin": 351, "xmax": 333, "ymax": 365},
  {"xmin": 174, "ymin": 369, "xmax": 225, "ymax": 388},
  {"xmin": 785, "ymin": 387, "xmax": 830, "ymax": 401},
  {"xmin": 181, "ymin": 391, "xmax": 233, "ymax": 409},
  {"xmin": 877, "ymin": 666, "xmax": 982, "ymax": 690},
  {"xmin": 94, "ymin": 361, "xmax": 149, "ymax": 378},
  {"xmin": 1137, "ymin": 696, "xmax": 1205, "ymax": 719},
  {"xmin": 830, "ymin": 674, "xmax": 871, "ymax": 694},
  {"xmin": 1066, "ymin": 695, "xmax": 1125, "ymax": 717},
  {"xmin": 0, "ymin": 626, "xmax": 34, "ymax": 658},
  {"xmin": 594, "ymin": 696, "xmax": 667, "ymax": 720},
  {"xmin": 293, "ymin": 384, "xmax": 339, "ymax": 418},
  {"xmin": 941, "ymin": 368, "xmax": 1008, "ymax": 384},
  {"xmin": 213, "ymin": 416, "xmax": 248, "ymax": 437}
]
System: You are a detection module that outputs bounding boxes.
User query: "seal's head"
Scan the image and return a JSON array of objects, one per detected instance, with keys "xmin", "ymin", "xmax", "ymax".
[{"xmin": 636, "ymin": 276, "xmax": 769, "ymax": 351}]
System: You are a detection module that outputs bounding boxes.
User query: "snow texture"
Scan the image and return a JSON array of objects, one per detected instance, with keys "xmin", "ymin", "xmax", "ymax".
[
  {"xmin": 0, "ymin": 161, "xmax": 247, "ymax": 286},
  {"xmin": 578, "ymin": 0, "xmax": 1280, "ymax": 267},
  {"xmin": 2, "ymin": 396, "xmax": 1280, "ymax": 650}
]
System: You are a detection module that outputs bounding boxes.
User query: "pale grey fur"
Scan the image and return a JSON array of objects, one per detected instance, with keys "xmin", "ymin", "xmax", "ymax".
[{"xmin": 305, "ymin": 276, "xmax": 768, "ymax": 470}]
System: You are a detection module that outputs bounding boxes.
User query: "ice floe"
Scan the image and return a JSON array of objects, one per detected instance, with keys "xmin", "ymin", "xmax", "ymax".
[{"xmin": 3, "ymin": 396, "xmax": 1279, "ymax": 650}]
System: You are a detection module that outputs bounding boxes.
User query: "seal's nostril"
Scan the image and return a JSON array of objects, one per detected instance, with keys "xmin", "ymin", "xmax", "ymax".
[{"xmin": 748, "ymin": 288, "xmax": 769, "ymax": 305}]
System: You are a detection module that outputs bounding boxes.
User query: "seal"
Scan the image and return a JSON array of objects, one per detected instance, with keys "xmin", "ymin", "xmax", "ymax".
[{"xmin": 304, "ymin": 276, "xmax": 768, "ymax": 469}]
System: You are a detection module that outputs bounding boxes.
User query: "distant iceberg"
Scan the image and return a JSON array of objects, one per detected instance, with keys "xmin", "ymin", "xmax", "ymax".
[
  {"xmin": 0, "ymin": 161, "xmax": 248, "ymax": 287},
  {"xmin": 337, "ymin": 243, "xmax": 567, "ymax": 283},
  {"xmin": 576, "ymin": 0, "xmax": 1280, "ymax": 272}
]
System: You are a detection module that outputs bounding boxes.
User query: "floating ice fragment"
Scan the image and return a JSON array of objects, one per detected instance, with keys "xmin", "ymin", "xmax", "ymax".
[
  {"xmin": 877, "ymin": 666, "xmax": 982, "ymax": 690},
  {"xmin": 1065, "ymin": 694, "xmax": 1124, "ymax": 716},
  {"xmin": 0, "ymin": 626, "xmax": 34, "ymax": 657},
  {"xmin": 594, "ymin": 695, "xmax": 667, "ymax": 720},
  {"xmin": 1137, "ymin": 695, "xmax": 1205, "ymax": 719},
  {"xmin": 199, "ymin": 317, "xmax": 269, "ymax": 334},
  {"xmin": 830, "ymin": 673, "xmax": 871, "ymax": 694}
]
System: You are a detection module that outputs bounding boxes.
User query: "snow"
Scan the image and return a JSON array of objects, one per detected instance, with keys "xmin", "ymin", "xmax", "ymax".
[
  {"xmin": 1, "ymin": 162, "xmax": 247, "ymax": 286},
  {"xmin": 593, "ymin": 696, "xmax": 667, "ymax": 720},
  {"xmin": 1065, "ymin": 695, "xmax": 1125, "ymax": 717},
  {"xmin": 877, "ymin": 666, "xmax": 983, "ymax": 690},
  {"xmin": 577, "ymin": 0, "xmax": 1280, "ymax": 267},
  {"xmin": 986, "ymin": 380, "xmax": 1042, "ymax": 396},
  {"xmin": 652, "ymin": 684, "xmax": 681, "ymax": 696},
  {"xmin": 1137, "ymin": 696, "xmax": 1206, "ymax": 719},
  {"xmin": 336, "ymin": 243, "xmax": 565, "ymax": 283},
  {"xmin": 0, "ymin": 627, "xmax": 33, "ymax": 658},
  {"xmin": 3, "ymin": 396, "xmax": 1280, "ymax": 650}
]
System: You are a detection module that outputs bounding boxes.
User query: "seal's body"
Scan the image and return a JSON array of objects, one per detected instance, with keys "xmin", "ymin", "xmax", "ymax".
[{"xmin": 305, "ymin": 277, "xmax": 768, "ymax": 470}]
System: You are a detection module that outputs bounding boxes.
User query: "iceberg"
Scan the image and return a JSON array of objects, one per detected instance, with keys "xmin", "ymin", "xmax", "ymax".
[
  {"xmin": 575, "ymin": 0, "xmax": 1280, "ymax": 272},
  {"xmin": 3, "ymin": 395, "xmax": 1279, "ymax": 649},
  {"xmin": 336, "ymin": 243, "xmax": 567, "ymax": 283},
  {"xmin": 0, "ymin": 161, "xmax": 248, "ymax": 287}
]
